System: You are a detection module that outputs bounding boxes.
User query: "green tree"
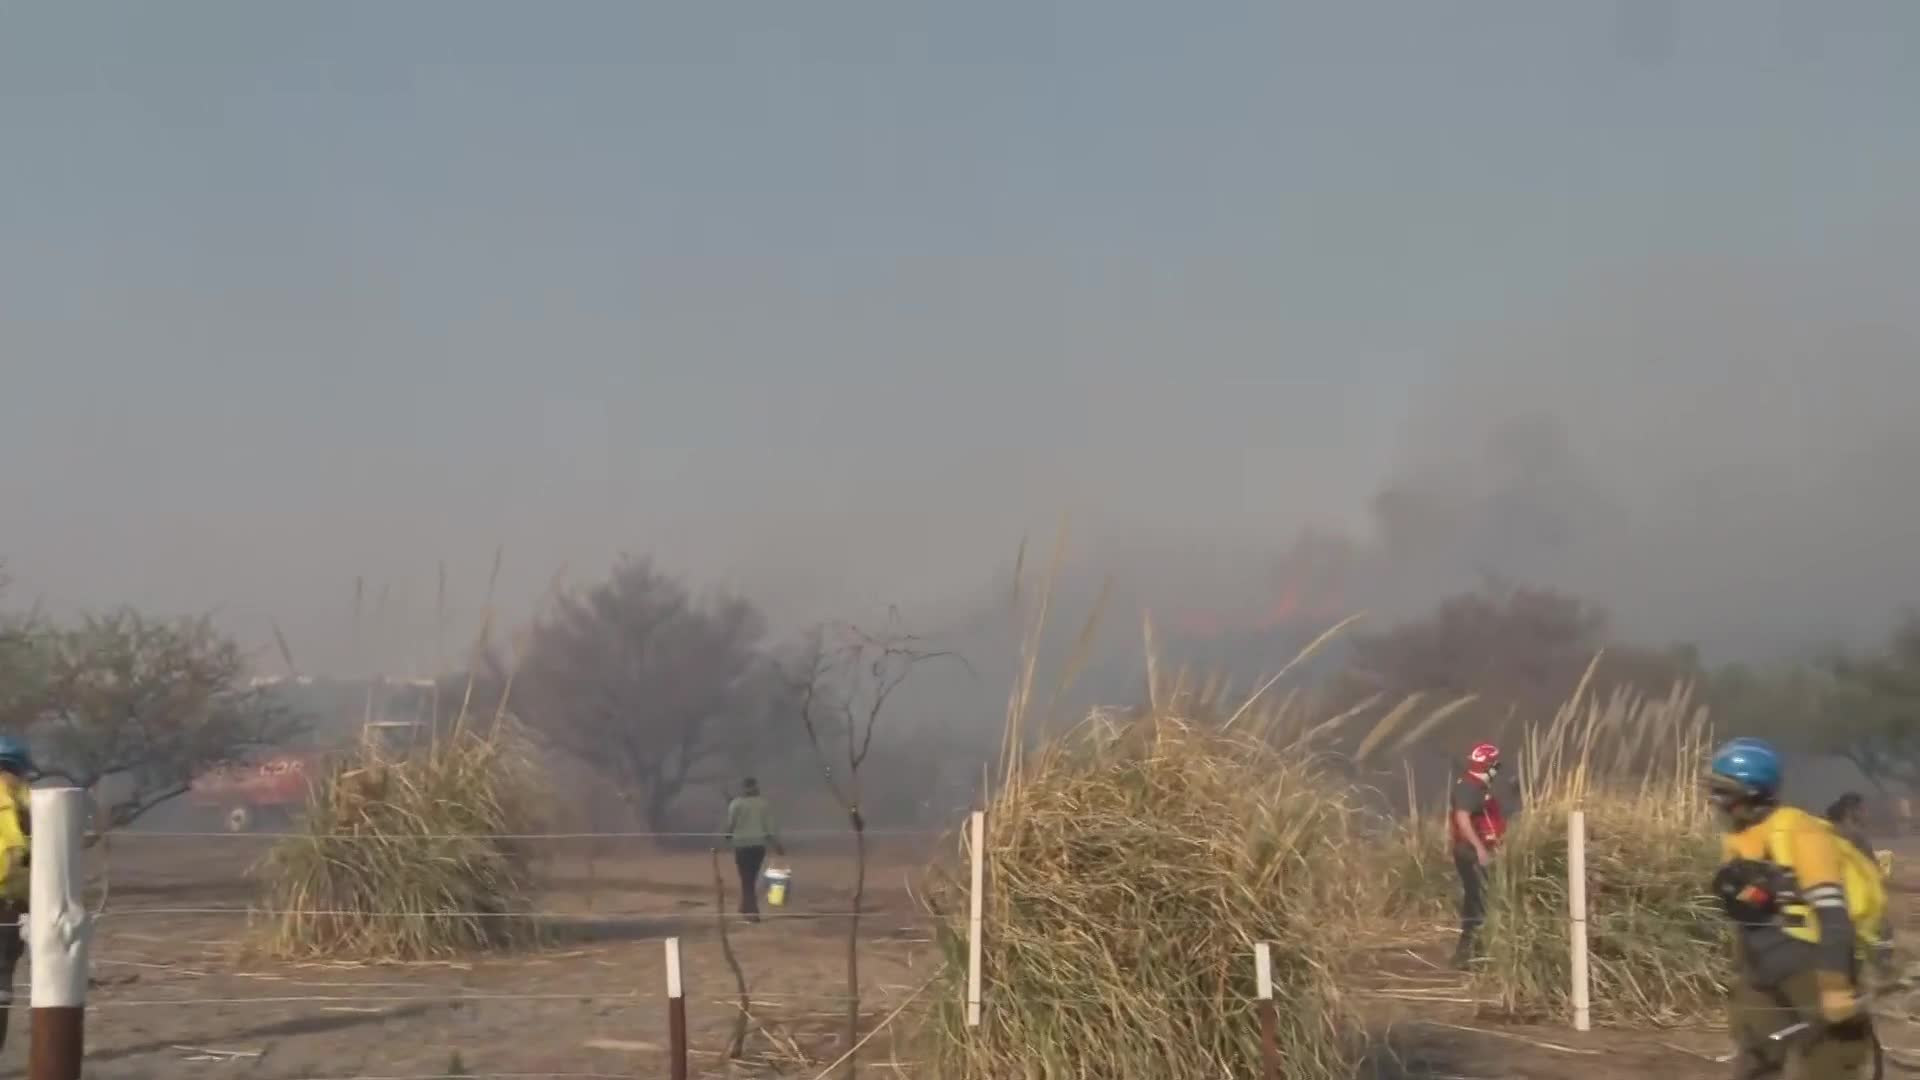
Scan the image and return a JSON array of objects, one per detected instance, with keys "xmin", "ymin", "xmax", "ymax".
[
  {"xmin": 32, "ymin": 610, "xmax": 301, "ymax": 829},
  {"xmin": 1813, "ymin": 615, "xmax": 1920, "ymax": 794}
]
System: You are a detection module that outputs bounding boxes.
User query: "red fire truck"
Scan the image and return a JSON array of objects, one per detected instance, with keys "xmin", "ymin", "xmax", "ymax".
[
  {"xmin": 188, "ymin": 752, "xmax": 323, "ymax": 832},
  {"xmin": 185, "ymin": 718, "xmax": 425, "ymax": 831}
]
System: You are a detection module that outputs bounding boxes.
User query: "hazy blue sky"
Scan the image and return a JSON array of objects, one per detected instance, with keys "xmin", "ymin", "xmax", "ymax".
[{"xmin": 5, "ymin": 2, "xmax": 1920, "ymax": 673}]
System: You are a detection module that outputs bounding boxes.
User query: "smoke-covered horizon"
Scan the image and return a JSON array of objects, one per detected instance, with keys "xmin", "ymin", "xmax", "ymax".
[
  {"xmin": 9, "ymin": 242, "xmax": 1919, "ymax": 682},
  {"xmin": 917, "ymin": 246, "xmax": 1920, "ymax": 683},
  {"xmin": 7, "ymin": 4, "xmax": 1920, "ymax": 686}
]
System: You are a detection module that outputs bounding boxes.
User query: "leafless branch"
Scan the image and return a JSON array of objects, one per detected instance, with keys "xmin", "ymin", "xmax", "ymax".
[
  {"xmin": 787, "ymin": 615, "xmax": 964, "ymax": 1080},
  {"xmin": 711, "ymin": 848, "xmax": 753, "ymax": 1060}
]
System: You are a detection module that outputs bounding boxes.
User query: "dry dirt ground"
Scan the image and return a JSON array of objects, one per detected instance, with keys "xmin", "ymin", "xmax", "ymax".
[
  {"xmin": 24, "ymin": 831, "xmax": 941, "ymax": 1080},
  {"xmin": 5, "ymin": 828, "xmax": 1920, "ymax": 1078}
]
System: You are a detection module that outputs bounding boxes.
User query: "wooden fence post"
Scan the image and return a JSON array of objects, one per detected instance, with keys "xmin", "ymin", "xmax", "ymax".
[
  {"xmin": 967, "ymin": 809, "xmax": 985, "ymax": 1028},
  {"xmin": 1256, "ymin": 942, "xmax": 1279, "ymax": 1079},
  {"xmin": 28, "ymin": 787, "xmax": 89, "ymax": 1080},
  {"xmin": 666, "ymin": 936, "xmax": 687, "ymax": 1080}
]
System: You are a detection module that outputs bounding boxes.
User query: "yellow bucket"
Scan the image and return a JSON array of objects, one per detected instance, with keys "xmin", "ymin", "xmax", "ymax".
[{"xmin": 764, "ymin": 866, "xmax": 791, "ymax": 908}]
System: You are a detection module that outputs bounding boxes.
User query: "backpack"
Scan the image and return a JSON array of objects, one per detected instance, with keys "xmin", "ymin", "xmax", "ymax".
[
  {"xmin": 1448, "ymin": 772, "xmax": 1506, "ymax": 848},
  {"xmin": 1770, "ymin": 809, "xmax": 1888, "ymax": 948},
  {"xmin": 0, "ymin": 775, "xmax": 27, "ymax": 904}
]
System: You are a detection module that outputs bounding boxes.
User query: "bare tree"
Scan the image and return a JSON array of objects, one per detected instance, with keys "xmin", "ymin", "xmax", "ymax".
[
  {"xmin": 514, "ymin": 557, "xmax": 792, "ymax": 831},
  {"xmin": 792, "ymin": 617, "xmax": 958, "ymax": 1079},
  {"xmin": 0, "ymin": 574, "xmax": 45, "ymax": 736},
  {"xmin": 30, "ymin": 609, "xmax": 301, "ymax": 830},
  {"xmin": 710, "ymin": 848, "xmax": 753, "ymax": 1060}
]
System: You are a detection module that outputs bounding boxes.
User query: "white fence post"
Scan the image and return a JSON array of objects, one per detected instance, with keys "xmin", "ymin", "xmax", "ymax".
[
  {"xmin": 665, "ymin": 936, "xmax": 687, "ymax": 1080},
  {"xmin": 967, "ymin": 809, "xmax": 985, "ymax": 1028},
  {"xmin": 1255, "ymin": 942, "xmax": 1279, "ymax": 1078},
  {"xmin": 1568, "ymin": 808, "xmax": 1591, "ymax": 1033},
  {"xmin": 28, "ymin": 787, "xmax": 90, "ymax": 1080}
]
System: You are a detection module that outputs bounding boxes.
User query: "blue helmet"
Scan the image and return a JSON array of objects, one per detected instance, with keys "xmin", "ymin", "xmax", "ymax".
[
  {"xmin": 1709, "ymin": 737, "xmax": 1782, "ymax": 801},
  {"xmin": 0, "ymin": 734, "xmax": 32, "ymax": 776}
]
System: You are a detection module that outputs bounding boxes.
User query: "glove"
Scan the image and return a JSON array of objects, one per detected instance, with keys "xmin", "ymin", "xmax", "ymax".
[
  {"xmin": 1815, "ymin": 970, "xmax": 1862, "ymax": 1026},
  {"xmin": 1712, "ymin": 859, "xmax": 1782, "ymax": 927}
]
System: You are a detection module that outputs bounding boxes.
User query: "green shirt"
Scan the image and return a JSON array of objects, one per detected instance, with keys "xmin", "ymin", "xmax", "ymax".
[{"xmin": 726, "ymin": 795, "xmax": 777, "ymax": 849}]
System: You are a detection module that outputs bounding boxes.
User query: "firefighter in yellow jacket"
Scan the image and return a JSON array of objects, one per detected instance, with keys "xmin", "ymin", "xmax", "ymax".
[
  {"xmin": 1709, "ymin": 737, "xmax": 1881, "ymax": 1080},
  {"xmin": 0, "ymin": 735, "xmax": 32, "ymax": 1056}
]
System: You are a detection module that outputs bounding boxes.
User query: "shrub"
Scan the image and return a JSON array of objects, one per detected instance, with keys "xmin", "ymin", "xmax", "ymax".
[
  {"xmin": 1378, "ymin": 791, "xmax": 1460, "ymax": 923},
  {"xmin": 1474, "ymin": 681, "xmax": 1727, "ymax": 1025},
  {"xmin": 924, "ymin": 702, "xmax": 1372, "ymax": 1080},
  {"xmin": 257, "ymin": 720, "xmax": 544, "ymax": 960}
]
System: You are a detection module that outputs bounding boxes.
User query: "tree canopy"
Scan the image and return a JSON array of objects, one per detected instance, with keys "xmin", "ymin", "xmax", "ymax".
[
  {"xmin": 1808, "ymin": 614, "xmax": 1920, "ymax": 793},
  {"xmin": 13, "ymin": 608, "xmax": 300, "ymax": 829},
  {"xmin": 513, "ymin": 557, "xmax": 796, "ymax": 830},
  {"xmin": 1343, "ymin": 583, "xmax": 1701, "ymax": 747}
]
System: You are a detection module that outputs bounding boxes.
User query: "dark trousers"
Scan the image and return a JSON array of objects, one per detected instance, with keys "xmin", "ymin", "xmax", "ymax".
[
  {"xmin": 1729, "ymin": 968, "xmax": 1878, "ymax": 1080},
  {"xmin": 0, "ymin": 901, "xmax": 23, "ymax": 1054},
  {"xmin": 1454, "ymin": 848, "xmax": 1486, "ymax": 961},
  {"xmin": 734, "ymin": 845, "xmax": 766, "ymax": 918}
]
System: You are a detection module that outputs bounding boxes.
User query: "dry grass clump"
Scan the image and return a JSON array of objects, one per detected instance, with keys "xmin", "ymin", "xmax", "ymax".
[
  {"xmin": 1476, "ymin": 677, "xmax": 1727, "ymax": 1025},
  {"xmin": 1379, "ymin": 791, "xmax": 1461, "ymax": 921},
  {"xmin": 257, "ymin": 720, "xmax": 544, "ymax": 960},
  {"xmin": 926, "ymin": 696, "xmax": 1375, "ymax": 1080}
]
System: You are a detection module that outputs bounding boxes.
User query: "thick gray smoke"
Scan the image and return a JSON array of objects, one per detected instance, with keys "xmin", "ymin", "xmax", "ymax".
[
  {"xmin": 866, "ymin": 249, "xmax": 1920, "ymax": 824},
  {"xmin": 916, "ymin": 249, "xmax": 1920, "ymax": 711},
  {"xmin": 1363, "ymin": 254, "xmax": 1920, "ymax": 661}
]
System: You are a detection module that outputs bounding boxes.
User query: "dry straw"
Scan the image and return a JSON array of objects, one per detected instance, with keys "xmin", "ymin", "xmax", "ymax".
[
  {"xmin": 927, "ymin": 700, "xmax": 1374, "ymax": 1079},
  {"xmin": 256, "ymin": 716, "xmax": 544, "ymax": 960},
  {"xmin": 927, "ymin": 524, "xmax": 1731, "ymax": 1077},
  {"xmin": 1475, "ymin": 665, "xmax": 1726, "ymax": 1025},
  {"xmin": 258, "ymin": 553, "xmax": 558, "ymax": 961},
  {"xmin": 923, "ymin": 553, "xmax": 1466, "ymax": 1080}
]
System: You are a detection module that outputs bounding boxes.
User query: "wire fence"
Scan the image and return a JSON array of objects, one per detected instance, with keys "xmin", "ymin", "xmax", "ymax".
[
  {"xmin": 112, "ymin": 828, "xmax": 949, "ymax": 841},
  {"xmin": 38, "ymin": 815, "xmax": 1920, "ymax": 1078},
  {"xmin": 55, "ymin": 822, "xmax": 950, "ymax": 1080}
]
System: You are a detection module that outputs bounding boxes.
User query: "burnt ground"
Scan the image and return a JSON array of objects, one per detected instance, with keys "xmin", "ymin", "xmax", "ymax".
[{"xmin": 3, "ymin": 826, "xmax": 1918, "ymax": 1078}]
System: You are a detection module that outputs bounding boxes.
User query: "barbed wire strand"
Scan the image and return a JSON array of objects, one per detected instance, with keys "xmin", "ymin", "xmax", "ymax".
[
  {"xmin": 807, "ymin": 974, "xmax": 940, "ymax": 1080},
  {"xmin": 89, "ymin": 904, "xmax": 1821, "ymax": 932},
  {"xmin": 97, "ymin": 906, "xmax": 926, "ymax": 921},
  {"xmin": 111, "ymin": 828, "xmax": 946, "ymax": 841},
  {"xmin": 93, "ymin": 903, "xmax": 1557, "ymax": 926},
  {"xmin": 83, "ymin": 984, "xmax": 916, "ymax": 1003},
  {"xmin": 275, "ymin": 1074, "xmax": 633, "ymax": 1080},
  {"xmin": 90, "ymin": 991, "xmax": 648, "ymax": 1008},
  {"xmin": 93, "ymin": 899, "xmax": 1908, "ymax": 934},
  {"xmin": 72, "ymin": 983, "xmax": 1865, "ymax": 1019}
]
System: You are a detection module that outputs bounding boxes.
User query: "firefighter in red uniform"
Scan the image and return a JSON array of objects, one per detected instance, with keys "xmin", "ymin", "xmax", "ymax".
[{"xmin": 1450, "ymin": 742, "xmax": 1507, "ymax": 968}]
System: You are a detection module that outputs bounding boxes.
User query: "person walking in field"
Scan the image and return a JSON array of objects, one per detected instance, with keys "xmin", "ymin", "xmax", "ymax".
[
  {"xmin": 724, "ymin": 778, "xmax": 782, "ymax": 923},
  {"xmin": 1450, "ymin": 741, "xmax": 1507, "ymax": 969},
  {"xmin": 1710, "ymin": 738, "xmax": 1886, "ymax": 1080},
  {"xmin": 0, "ymin": 736, "xmax": 34, "ymax": 1056}
]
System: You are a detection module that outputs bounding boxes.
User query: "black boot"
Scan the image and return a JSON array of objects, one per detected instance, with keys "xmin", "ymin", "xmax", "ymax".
[{"xmin": 1451, "ymin": 930, "xmax": 1477, "ymax": 970}]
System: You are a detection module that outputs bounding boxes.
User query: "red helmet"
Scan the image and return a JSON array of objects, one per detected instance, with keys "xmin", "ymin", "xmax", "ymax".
[{"xmin": 1468, "ymin": 742, "xmax": 1501, "ymax": 769}]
